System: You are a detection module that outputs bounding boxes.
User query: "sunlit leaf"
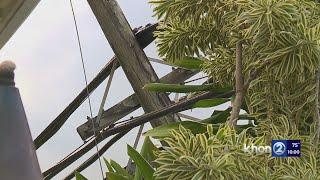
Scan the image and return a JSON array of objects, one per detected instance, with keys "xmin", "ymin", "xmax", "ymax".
[
  {"xmin": 106, "ymin": 172, "xmax": 130, "ymax": 180},
  {"xmin": 193, "ymin": 98, "xmax": 229, "ymax": 108},
  {"xmin": 75, "ymin": 172, "xmax": 88, "ymax": 180},
  {"xmin": 144, "ymin": 121, "xmax": 214, "ymax": 137},
  {"xmin": 127, "ymin": 145, "xmax": 155, "ymax": 180},
  {"xmin": 144, "ymin": 83, "xmax": 229, "ymax": 93}
]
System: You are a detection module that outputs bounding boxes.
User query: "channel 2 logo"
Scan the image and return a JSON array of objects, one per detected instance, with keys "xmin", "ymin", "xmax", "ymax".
[{"xmin": 272, "ymin": 140, "xmax": 301, "ymax": 157}]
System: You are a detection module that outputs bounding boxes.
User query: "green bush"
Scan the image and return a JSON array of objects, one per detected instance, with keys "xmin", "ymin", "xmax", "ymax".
[{"xmin": 154, "ymin": 124, "xmax": 320, "ymax": 180}]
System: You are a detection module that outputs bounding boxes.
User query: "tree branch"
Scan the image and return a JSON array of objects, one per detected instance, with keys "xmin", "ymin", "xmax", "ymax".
[{"xmin": 229, "ymin": 41, "xmax": 245, "ymax": 126}]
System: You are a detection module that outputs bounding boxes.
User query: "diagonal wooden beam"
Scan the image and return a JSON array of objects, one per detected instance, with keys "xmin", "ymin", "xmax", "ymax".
[
  {"xmin": 33, "ymin": 23, "xmax": 158, "ymax": 149},
  {"xmin": 77, "ymin": 68, "xmax": 197, "ymax": 140},
  {"xmin": 64, "ymin": 131, "xmax": 129, "ymax": 180},
  {"xmin": 87, "ymin": 0, "xmax": 179, "ymax": 128},
  {"xmin": 43, "ymin": 90, "xmax": 233, "ymax": 179},
  {"xmin": 96, "ymin": 91, "xmax": 233, "ymax": 139},
  {"xmin": 42, "ymin": 68, "xmax": 197, "ymax": 179}
]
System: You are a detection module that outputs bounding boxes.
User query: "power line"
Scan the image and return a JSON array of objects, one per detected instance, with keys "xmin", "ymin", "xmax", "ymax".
[{"xmin": 69, "ymin": 0, "xmax": 104, "ymax": 179}]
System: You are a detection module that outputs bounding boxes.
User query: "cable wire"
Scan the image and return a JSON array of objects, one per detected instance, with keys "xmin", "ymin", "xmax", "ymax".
[{"xmin": 69, "ymin": 0, "xmax": 104, "ymax": 179}]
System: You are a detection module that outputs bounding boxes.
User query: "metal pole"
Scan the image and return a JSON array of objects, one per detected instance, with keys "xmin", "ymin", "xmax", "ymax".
[{"xmin": 0, "ymin": 61, "xmax": 42, "ymax": 180}]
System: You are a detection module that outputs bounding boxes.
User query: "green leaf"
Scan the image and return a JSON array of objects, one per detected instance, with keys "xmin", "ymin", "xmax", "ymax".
[
  {"xmin": 201, "ymin": 108, "xmax": 232, "ymax": 124},
  {"xmin": 134, "ymin": 137, "xmax": 158, "ymax": 180},
  {"xmin": 144, "ymin": 121, "xmax": 215, "ymax": 137},
  {"xmin": 144, "ymin": 83, "xmax": 214, "ymax": 93},
  {"xmin": 169, "ymin": 56, "xmax": 204, "ymax": 70},
  {"xmin": 110, "ymin": 160, "xmax": 131, "ymax": 178},
  {"xmin": 103, "ymin": 157, "xmax": 114, "ymax": 173},
  {"xmin": 75, "ymin": 172, "xmax": 88, "ymax": 180},
  {"xmin": 193, "ymin": 98, "xmax": 229, "ymax": 108},
  {"xmin": 144, "ymin": 83, "xmax": 232, "ymax": 93},
  {"xmin": 127, "ymin": 145, "xmax": 155, "ymax": 180},
  {"xmin": 106, "ymin": 172, "xmax": 130, "ymax": 180},
  {"xmin": 141, "ymin": 137, "xmax": 158, "ymax": 161},
  {"xmin": 191, "ymin": 170, "xmax": 206, "ymax": 180}
]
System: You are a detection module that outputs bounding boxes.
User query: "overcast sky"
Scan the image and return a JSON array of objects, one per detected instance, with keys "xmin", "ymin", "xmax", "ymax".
[{"xmin": 0, "ymin": 0, "xmax": 227, "ymax": 179}]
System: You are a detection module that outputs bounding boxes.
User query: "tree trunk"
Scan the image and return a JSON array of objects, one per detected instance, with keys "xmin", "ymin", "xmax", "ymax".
[{"xmin": 230, "ymin": 41, "xmax": 244, "ymax": 126}]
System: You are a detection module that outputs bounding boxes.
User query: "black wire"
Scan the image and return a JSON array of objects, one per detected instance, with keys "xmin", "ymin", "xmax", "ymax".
[{"xmin": 69, "ymin": 0, "xmax": 104, "ymax": 179}]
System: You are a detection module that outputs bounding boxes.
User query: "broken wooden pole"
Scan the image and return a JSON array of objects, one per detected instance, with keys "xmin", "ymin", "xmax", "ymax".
[
  {"xmin": 43, "ymin": 68, "xmax": 197, "ymax": 178},
  {"xmin": 64, "ymin": 131, "xmax": 129, "ymax": 180},
  {"xmin": 96, "ymin": 91, "xmax": 234, "ymax": 139},
  {"xmin": 77, "ymin": 68, "xmax": 197, "ymax": 140},
  {"xmin": 34, "ymin": 23, "xmax": 158, "ymax": 149},
  {"xmin": 0, "ymin": 61, "xmax": 42, "ymax": 180},
  {"xmin": 87, "ymin": 0, "xmax": 179, "ymax": 127},
  {"xmin": 43, "ymin": 90, "xmax": 233, "ymax": 179}
]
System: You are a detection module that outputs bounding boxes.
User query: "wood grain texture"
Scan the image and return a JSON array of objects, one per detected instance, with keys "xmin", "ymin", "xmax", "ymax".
[
  {"xmin": 33, "ymin": 23, "xmax": 157, "ymax": 149},
  {"xmin": 43, "ymin": 90, "xmax": 233, "ymax": 180},
  {"xmin": 77, "ymin": 68, "xmax": 197, "ymax": 140},
  {"xmin": 87, "ymin": 0, "xmax": 180, "ymax": 127}
]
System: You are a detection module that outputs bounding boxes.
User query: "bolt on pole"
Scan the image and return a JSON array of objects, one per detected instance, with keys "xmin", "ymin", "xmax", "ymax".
[{"xmin": 0, "ymin": 61, "xmax": 42, "ymax": 180}]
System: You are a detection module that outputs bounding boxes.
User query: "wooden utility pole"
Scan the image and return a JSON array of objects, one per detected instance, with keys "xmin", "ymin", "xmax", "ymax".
[
  {"xmin": 77, "ymin": 68, "xmax": 197, "ymax": 140},
  {"xmin": 33, "ymin": 23, "xmax": 158, "ymax": 149},
  {"xmin": 87, "ymin": 0, "xmax": 179, "ymax": 127}
]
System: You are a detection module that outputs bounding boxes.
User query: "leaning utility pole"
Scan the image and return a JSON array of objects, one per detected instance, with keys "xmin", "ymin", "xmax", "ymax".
[
  {"xmin": 87, "ymin": 0, "xmax": 180, "ymax": 127},
  {"xmin": 0, "ymin": 61, "xmax": 42, "ymax": 180}
]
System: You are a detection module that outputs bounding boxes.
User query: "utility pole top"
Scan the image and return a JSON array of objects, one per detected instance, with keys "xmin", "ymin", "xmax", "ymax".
[{"xmin": 0, "ymin": 60, "xmax": 16, "ymax": 86}]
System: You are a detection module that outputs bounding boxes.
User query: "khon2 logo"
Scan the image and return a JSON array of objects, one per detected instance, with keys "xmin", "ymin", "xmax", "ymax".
[{"xmin": 272, "ymin": 140, "xmax": 301, "ymax": 157}]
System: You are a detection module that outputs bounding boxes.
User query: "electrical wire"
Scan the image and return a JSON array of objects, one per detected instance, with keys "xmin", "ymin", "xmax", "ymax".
[{"xmin": 69, "ymin": 0, "xmax": 104, "ymax": 179}]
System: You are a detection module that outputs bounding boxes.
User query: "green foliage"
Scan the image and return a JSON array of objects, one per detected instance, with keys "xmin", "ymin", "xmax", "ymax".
[
  {"xmin": 106, "ymin": 173, "xmax": 129, "ymax": 180},
  {"xmin": 104, "ymin": 157, "xmax": 115, "ymax": 173},
  {"xmin": 75, "ymin": 171, "xmax": 88, "ymax": 180},
  {"xmin": 110, "ymin": 160, "xmax": 132, "ymax": 178},
  {"xmin": 151, "ymin": 0, "xmax": 320, "ymax": 134},
  {"xmin": 168, "ymin": 56, "xmax": 204, "ymax": 70},
  {"xmin": 102, "ymin": 137, "xmax": 159, "ymax": 180},
  {"xmin": 153, "ymin": 124, "xmax": 320, "ymax": 180},
  {"xmin": 75, "ymin": 0, "xmax": 320, "ymax": 179},
  {"xmin": 127, "ymin": 145, "xmax": 155, "ymax": 180},
  {"xmin": 202, "ymin": 108, "xmax": 232, "ymax": 124},
  {"xmin": 144, "ymin": 83, "xmax": 230, "ymax": 93},
  {"xmin": 144, "ymin": 121, "xmax": 214, "ymax": 138},
  {"xmin": 134, "ymin": 137, "xmax": 158, "ymax": 180},
  {"xmin": 193, "ymin": 98, "xmax": 229, "ymax": 108}
]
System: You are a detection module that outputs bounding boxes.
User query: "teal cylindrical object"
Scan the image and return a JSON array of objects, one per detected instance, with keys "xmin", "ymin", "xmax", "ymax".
[{"xmin": 0, "ymin": 61, "xmax": 42, "ymax": 180}]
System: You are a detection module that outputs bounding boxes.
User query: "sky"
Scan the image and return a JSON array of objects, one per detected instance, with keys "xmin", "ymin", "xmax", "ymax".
[{"xmin": 0, "ymin": 0, "xmax": 228, "ymax": 179}]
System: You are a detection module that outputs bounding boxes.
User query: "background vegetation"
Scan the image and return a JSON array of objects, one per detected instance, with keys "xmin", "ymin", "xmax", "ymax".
[{"xmin": 77, "ymin": 0, "xmax": 320, "ymax": 179}]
